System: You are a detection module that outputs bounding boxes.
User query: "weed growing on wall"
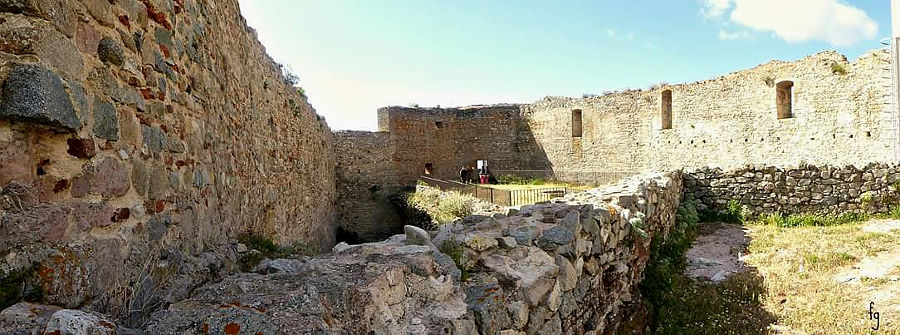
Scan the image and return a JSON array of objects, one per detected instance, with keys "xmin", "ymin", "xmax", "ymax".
[
  {"xmin": 237, "ymin": 233, "xmax": 313, "ymax": 270},
  {"xmin": 640, "ymin": 196, "xmax": 699, "ymax": 330},
  {"xmin": 830, "ymin": 62, "xmax": 848, "ymax": 75}
]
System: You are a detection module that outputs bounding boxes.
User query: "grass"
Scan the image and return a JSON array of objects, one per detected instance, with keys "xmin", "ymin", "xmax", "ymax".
[
  {"xmin": 237, "ymin": 233, "xmax": 313, "ymax": 270},
  {"xmin": 743, "ymin": 223, "xmax": 899, "ymax": 334},
  {"xmin": 405, "ymin": 186, "xmax": 477, "ymax": 228},
  {"xmin": 646, "ymin": 193, "xmax": 900, "ymax": 334}
]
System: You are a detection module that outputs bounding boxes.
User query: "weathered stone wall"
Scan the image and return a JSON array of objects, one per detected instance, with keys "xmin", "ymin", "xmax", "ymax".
[
  {"xmin": 522, "ymin": 50, "xmax": 894, "ymax": 183},
  {"xmin": 377, "ymin": 105, "xmax": 551, "ymax": 184},
  {"xmin": 685, "ymin": 163, "xmax": 900, "ymax": 216},
  {"xmin": 333, "ymin": 130, "xmax": 404, "ymax": 241},
  {"xmin": 126, "ymin": 172, "xmax": 683, "ymax": 334},
  {"xmin": 0, "ymin": 0, "xmax": 336, "ymax": 321},
  {"xmin": 356, "ymin": 50, "xmax": 893, "ymax": 186}
]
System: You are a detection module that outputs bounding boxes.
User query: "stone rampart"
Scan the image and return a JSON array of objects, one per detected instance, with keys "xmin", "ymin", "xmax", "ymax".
[{"xmin": 0, "ymin": 0, "xmax": 336, "ymax": 321}]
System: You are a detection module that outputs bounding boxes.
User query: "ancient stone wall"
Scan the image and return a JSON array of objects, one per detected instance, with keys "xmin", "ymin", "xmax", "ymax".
[
  {"xmin": 0, "ymin": 0, "xmax": 336, "ymax": 321},
  {"xmin": 71, "ymin": 171, "xmax": 680, "ymax": 334},
  {"xmin": 333, "ymin": 130, "xmax": 404, "ymax": 241},
  {"xmin": 522, "ymin": 50, "xmax": 894, "ymax": 183},
  {"xmin": 685, "ymin": 163, "xmax": 900, "ymax": 216},
  {"xmin": 377, "ymin": 105, "xmax": 551, "ymax": 184}
]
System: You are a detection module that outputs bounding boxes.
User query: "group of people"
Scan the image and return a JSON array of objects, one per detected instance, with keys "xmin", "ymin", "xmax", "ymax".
[{"xmin": 459, "ymin": 165, "xmax": 490, "ymax": 184}]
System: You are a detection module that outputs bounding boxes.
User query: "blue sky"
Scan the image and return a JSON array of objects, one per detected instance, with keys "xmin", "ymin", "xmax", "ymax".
[{"xmin": 238, "ymin": 1, "xmax": 891, "ymax": 130}]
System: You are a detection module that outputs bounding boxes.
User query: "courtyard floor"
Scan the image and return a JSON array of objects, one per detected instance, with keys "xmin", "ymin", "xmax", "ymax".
[{"xmin": 671, "ymin": 219, "xmax": 900, "ymax": 334}]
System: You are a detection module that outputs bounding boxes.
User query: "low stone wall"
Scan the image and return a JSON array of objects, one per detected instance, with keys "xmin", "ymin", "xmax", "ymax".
[
  {"xmin": 1, "ymin": 172, "xmax": 683, "ymax": 334},
  {"xmin": 686, "ymin": 163, "xmax": 900, "ymax": 216}
]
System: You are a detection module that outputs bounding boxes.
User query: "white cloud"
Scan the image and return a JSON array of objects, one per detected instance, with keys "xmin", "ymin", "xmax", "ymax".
[
  {"xmin": 718, "ymin": 29, "xmax": 751, "ymax": 40},
  {"xmin": 701, "ymin": 0, "xmax": 732, "ymax": 19},
  {"xmin": 605, "ymin": 29, "xmax": 635, "ymax": 41},
  {"xmin": 701, "ymin": 0, "xmax": 878, "ymax": 46}
]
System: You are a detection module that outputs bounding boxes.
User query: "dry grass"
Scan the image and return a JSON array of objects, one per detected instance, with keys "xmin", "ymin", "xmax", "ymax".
[
  {"xmin": 743, "ymin": 223, "xmax": 900, "ymax": 334},
  {"xmin": 406, "ymin": 186, "xmax": 477, "ymax": 226}
]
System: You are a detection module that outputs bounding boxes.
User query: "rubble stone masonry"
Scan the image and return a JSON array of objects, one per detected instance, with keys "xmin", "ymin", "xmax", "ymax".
[{"xmin": 0, "ymin": 0, "xmax": 336, "ymax": 319}]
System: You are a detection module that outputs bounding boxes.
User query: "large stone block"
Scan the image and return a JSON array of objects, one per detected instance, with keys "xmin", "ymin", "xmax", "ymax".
[
  {"xmin": 0, "ymin": 64, "xmax": 80, "ymax": 131},
  {"xmin": 92, "ymin": 97, "xmax": 119, "ymax": 140}
]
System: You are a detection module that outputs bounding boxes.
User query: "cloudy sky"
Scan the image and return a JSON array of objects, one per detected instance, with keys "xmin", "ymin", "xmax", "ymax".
[{"xmin": 238, "ymin": 0, "xmax": 890, "ymax": 131}]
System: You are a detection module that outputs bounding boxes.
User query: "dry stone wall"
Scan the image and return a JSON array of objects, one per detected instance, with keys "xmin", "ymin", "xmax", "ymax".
[
  {"xmin": 0, "ymin": 0, "xmax": 336, "ymax": 320},
  {"xmin": 686, "ymin": 163, "xmax": 900, "ymax": 216}
]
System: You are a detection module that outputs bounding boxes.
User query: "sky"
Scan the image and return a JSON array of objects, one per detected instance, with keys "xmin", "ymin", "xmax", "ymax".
[{"xmin": 238, "ymin": 0, "xmax": 891, "ymax": 131}]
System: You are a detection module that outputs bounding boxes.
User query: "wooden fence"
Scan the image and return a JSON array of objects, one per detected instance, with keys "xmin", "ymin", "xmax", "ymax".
[{"xmin": 418, "ymin": 176, "xmax": 572, "ymax": 207}]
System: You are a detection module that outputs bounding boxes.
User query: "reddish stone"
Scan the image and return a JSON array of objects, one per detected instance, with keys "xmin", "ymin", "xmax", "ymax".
[
  {"xmin": 143, "ymin": 1, "xmax": 172, "ymax": 30},
  {"xmin": 159, "ymin": 44, "xmax": 170, "ymax": 58},
  {"xmin": 111, "ymin": 208, "xmax": 130, "ymax": 223},
  {"xmin": 156, "ymin": 91, "xmax": 165, "ymax": 101},
  {"xmin": 175, "ymin": 159, "xmax": 194, "ymax": 167},
  {"xmin": 118, "ymin": 15, "xmax": 131, "ymax": 29},
  {"xmin": 94, "ymin": 158, "xmax": 130, "ymax": 197},
  {"xmin": 166, "ymin": 105, "xmax": 174, "ymax": 113},
  {"xmin": 75, "ymin": 22, "xmax": 101, "ymax": 56},
  {"xmin": 70, "ymin": 202, "xmax": 114, "ymax": 230},
  {"xmin": 140, "ymin": 88, "xmax": 154, "ymax": 100},
  {"xmin": 53, "ymin": 179, "xmax": 69, "ymax": 193},
  {"xmin": 66, "ymin": 138, "xmax": 96, "ymax": 159},
  {"xmin": 154, "ymin": 200, "xmax": 164, "ymax": 213},
  {"xmin": 70, "ymin": 158, "xmax": 130, "ymax": 198},
  {"xmin": 224, "ymin": 323, "xmax": 240, "ymax": 335}
]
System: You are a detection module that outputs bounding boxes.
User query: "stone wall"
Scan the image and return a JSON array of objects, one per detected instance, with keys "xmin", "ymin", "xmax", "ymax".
[
  {"xmin": 377, "ymin": 105, "xmax": 551, "ymax": 184},
  {"xmin": 685, "ymin": 163, "xmax": 900, "ymax": 216},
  {"xmin": 0, "ymin": 0, "xmax": 336, "ymax": 321},
  {"xmin": 347, "ymin": 50, "xmax": 894, "ymax": 186},
  {"xmin": 522, "ymin": 50, "xmax": 894, "ymax": 183},
  {"xmin": 88, "ymin": 171, "xmax": 681, "ymax": 334},
  {"xmin": 333, "ymin": 130, "xmax": 404, "ymax": 241}
]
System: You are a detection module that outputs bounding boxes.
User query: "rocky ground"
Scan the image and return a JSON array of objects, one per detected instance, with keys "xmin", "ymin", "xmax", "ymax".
[{"xmin": 685, "ymin": 223, "xmax": 750, "ymax": 282}]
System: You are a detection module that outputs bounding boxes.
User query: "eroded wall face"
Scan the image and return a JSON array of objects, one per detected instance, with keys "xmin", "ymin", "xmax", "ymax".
[
  {"xmin": 333, "ymin": 131, "xmax": 403, "ymax": 241},
  {"xmin": 523, "ymin": 50, "xmax": 894, "ymax": 183},
  {"xmin": 0, "ymin": 0, "xmax": 336, "ymax": 316},
  {"xmin": 379, "ymin": 105, "xmax": 551, "ymax": 184}
]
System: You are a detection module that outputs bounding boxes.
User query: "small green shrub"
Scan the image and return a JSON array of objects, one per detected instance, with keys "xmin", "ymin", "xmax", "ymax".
[
  {"xmin": 441, "ymin": 239, "xmax": 470, "ymax": 282},
  {"xmin": 237, "ymin": 233, "xmax": 314, "ymax": 270},
  {"xmin": 641, "ymin": 197, "xmax": 699, "ymax": 330},
  {"xmin": 831, "ymin": 62, "xmax": 848, "ymax": 75},
  {"xmin": 698, "ymin": 199, "xmax": 746, "ymax": 223}
]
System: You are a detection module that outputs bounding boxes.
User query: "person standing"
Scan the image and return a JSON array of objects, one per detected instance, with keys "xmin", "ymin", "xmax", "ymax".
[{"xmin": 459, "ymin": 166, "xmax": 469, "ymax": 183}]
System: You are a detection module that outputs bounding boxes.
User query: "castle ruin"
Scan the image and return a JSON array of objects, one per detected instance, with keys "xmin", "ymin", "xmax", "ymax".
[{"xmin": 0, "ymin": 0, "xmax": 897, "ymax": 333}]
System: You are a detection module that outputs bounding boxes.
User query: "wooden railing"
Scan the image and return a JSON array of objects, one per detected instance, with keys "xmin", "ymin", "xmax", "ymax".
[{"xmin": 418, "ymin": 176, "xmax": 572, "ymax": 207}]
